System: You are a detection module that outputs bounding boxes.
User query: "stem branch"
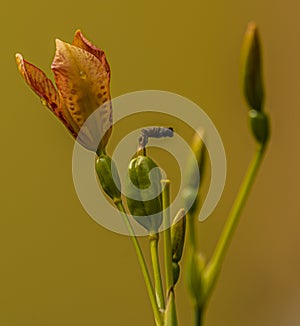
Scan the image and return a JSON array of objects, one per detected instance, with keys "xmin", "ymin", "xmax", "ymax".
[
  {"xmin": 204, "ymin": 144, "xmax": 266, "ymax": 299},
  {"xmin": 116, "ymin": 202, "xmax": 163, "ymax": 326},
  {"xmin": 161, "ymin": 180, "xmax": 178, "ymax": 325},
  {"xmin": 162, "ymin": 180, "xmax": 174, "ymax": 295},
  {"xmin": 194, "ymin": 305, "xmax": 204, "ymax": 326},
  {"xmin": 149, "ymin": 233, "xmax": 165, "ymax": 311}
]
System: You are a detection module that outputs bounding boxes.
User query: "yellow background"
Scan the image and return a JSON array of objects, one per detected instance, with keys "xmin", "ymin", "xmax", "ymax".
[{"xmin": 1, "ymin": 0, "xmax": 300, "ymax": 325}]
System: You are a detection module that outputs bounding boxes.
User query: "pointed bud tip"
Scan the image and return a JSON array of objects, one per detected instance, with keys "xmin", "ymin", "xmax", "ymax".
[
  {"xmin": 73, "ymin": 29, "xmax": 84, "ymax": 40},
  {"xmin": 173, "ymin": 208, "xmax": 185, "ymax": 224},
  {"xmin": 54, "ymin": 38, "xmax": 65, "ymax": 47},
  {"xmin": 246, "ymin": 21, "xmax": 258, "ymax": 34},
  {"xmin": 241, "ymin": 21, "xmax": 264, "ymax": 111},
  {"xmin": 15, "ymin": 53, "xmax": 23, "ymax": 67},
  {"xmin": 15, "ymin": 53, "xmax": 25, "ymax": 76},
  {"xmin": 245, "ymin": 22, "xmax": 260, "ymax": 48}
]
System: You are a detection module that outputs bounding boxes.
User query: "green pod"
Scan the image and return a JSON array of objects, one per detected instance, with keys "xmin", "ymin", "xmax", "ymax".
[
  {"xmin": 249, "ymin": 110, "xmax": 269, "ymax": 145},
  {"xmin": 125, "ymin": 155, "xmax": 163, "ymax": 233},
  {"xmin": 241, "ymin": 22, "xmax": 265, "ymax": 111},
  {"xmin": 95, "ymin": 155, "xmax": 122, "ymax": 204},
  {"xmin": 171, "ymin": 208, "xmax": 186, "ymax": 263}
]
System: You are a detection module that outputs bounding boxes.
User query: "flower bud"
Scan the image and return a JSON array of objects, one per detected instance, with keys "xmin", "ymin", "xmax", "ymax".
[
  {"xmin": 241, "ymin": 22, "xmax": 265, "ymax": 111},
  {"xmin": 249, "ymin": 110, "xmax": 269, "ymax": 144},
  {"xmin": 181, "ymin": 128, "xmax": 205, "ymax": 215},
  {"xmin": 172, "ymin": 262, "xmax": 180, "ymax": 286},
  {"xmin": 95, "ymin": 155, "xmax": 122, "ymax": 204},
  {"xmin": 125, "ymin": 155, "xmax": 163, "ymax": 233},
  {"xmin": 171, "ymin": 208, "xmax": 186, "ymax": 263}
]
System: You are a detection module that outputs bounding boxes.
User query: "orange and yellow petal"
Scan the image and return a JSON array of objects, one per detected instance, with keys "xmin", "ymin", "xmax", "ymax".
[
  {"xmin": 51, "ymin": 39, "xmax": 112, "ymax": 148},
  {"xmin": 16, "ymin": 53, "xmax": 60, "ymax": 111},
  {"xmin": 72, "ymin": 30, "xmax": 110, "ymax": 78},
  {"xmin": 15, "ymin": 53, "xmax": 77, "ymax": 137}
]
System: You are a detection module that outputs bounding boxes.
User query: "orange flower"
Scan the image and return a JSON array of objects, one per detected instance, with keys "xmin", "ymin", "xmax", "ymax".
[{"xmin": 16, "ymin": 30, "xmax": 112, "ymax": 153}]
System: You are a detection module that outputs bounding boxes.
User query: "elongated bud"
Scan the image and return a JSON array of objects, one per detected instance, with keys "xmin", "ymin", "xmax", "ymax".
[
  {"xmin": 95, "ymin": 155, "xmax": 122, "ymax": 204},
  {"xmin": 125, "ymin": 155, "xmax": 163, "ymax": 233},
  {"xmin": 181, "ymin": 128, "xmax": 205, "ymax": 215},
  {"xmin": 186, "ymin": 251, "xmax": 206, "ymax": 307},
  {"xmin": 172, "ymin": 262, "xmax": 180, "ymax": 286},
  {"xmin": 249, "ymin": 110, "xmax": 269, "ymax": 144},
  {"xmin": 171, "ymin": 208, "xmax": 186, "ymax": 263},
  {"xmin": 241, "ymin": 22, "xmax": 264, "ymax": 111}
]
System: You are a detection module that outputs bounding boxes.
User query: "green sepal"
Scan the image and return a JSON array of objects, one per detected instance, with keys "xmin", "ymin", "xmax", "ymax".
[{"xmin": 249, "ymin": 110, "xmax": 269, "ymax": 144}]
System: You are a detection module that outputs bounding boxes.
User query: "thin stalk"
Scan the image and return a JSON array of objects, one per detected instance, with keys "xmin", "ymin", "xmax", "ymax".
[
  {"xmin": 204, "ymin": 144, "xmax": 267, "ymax": 299},
  {"xmin": 194, "ymin": 305, "xmax": 204, "ymax": 326},
  {"xmin": 161, "ymin": 180, "xmax": 174, "ymax": 295},
  {"xmin": 116, "ymin": 202, "xmax": 163, "ymax": 326},
  {"xmin": 149, "ymin": 233, "xmax": 165, "ymax": 311},
  {"xmin": 161, "ymin": 180, "xmax": 178, "ymax": 325}
]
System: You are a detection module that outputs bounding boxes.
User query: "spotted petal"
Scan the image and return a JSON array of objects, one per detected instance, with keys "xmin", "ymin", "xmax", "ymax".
[
  {"xmin": 51, "ymin": 39, "xmax": 112, "ymax": 151},
  {"xmin": 15, "ymin": 53, "xmax": 77, "ymax": 137},
  {"xmin": 72, "ymin": 30, "xmax": 110, "ymax": 78}
]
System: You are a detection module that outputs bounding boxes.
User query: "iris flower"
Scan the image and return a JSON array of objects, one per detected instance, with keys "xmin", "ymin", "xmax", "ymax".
[{"xmin": 16, "ymin": 30, "xmax": 112, "ymax": 152}]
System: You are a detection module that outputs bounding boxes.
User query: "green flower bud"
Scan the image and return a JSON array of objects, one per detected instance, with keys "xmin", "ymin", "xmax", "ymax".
[
  {"xmin": 171, "ymin": 208, "xmax": 186, "ymax": 263},
  {"xmin": 125, "ymin": 155, "xmax": 163, "ymax": 233},
  {"xmin": 249, "ymin": 110, "xmax": 269, "ymax": 144},
  {"xmin": 241, "ymin": 22, "xmax": 265, "ymax": 111},
  {"xmin": 172, "ymin": 262, "xmax": 180, "ymax": 286},
  {"xmin": 95, "ymin": 155, "xmax": 122, "ymax": 204},
  {"xmin": 181, "ymin": 128, "xmax": 205, "ymax": 215}
]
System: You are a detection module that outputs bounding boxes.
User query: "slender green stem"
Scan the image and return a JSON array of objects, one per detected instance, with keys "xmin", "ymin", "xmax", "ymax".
[
  {"xmin": 161, "ymin": 180, "xmax": 174, "ymax": 295},
  {"xmin": 115, "ymin": 202, "xmax": 163, "ymax": 326},
  {"xmin": 165, "ymin": 289, "xmax": 178, "ymax": 326},
  {"xmin": 149, "ymin": 234, "xmax": 165, "ymax": 311},
  {"xmin": 194, "ymin": 305, "xmax": 204, "ymax": 326},
  {"xmin": 204, "ymin": 144, "xmax": 267, "ymax": 299},
  {"xmin": 161, "ymin": 180, "xmax": 178, "ymax": 325}
]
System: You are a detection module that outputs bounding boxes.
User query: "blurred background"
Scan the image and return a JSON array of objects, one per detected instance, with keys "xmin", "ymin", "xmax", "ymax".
[{"xmin": 1, "ymin": 0, "xmax": 300, "ymax": 325}]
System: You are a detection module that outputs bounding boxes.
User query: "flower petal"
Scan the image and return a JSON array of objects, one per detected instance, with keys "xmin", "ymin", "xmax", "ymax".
[
  {"xmin": 72, "ymin": 30, "xmax": 110, "ymax": 78},
  {"xmin": 15, "ymin": 53, "xmax": 77, "ymax": 137},
  {"xmin": 51, "ymin": 39, "xmax": 112, "ymax": 150}
]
